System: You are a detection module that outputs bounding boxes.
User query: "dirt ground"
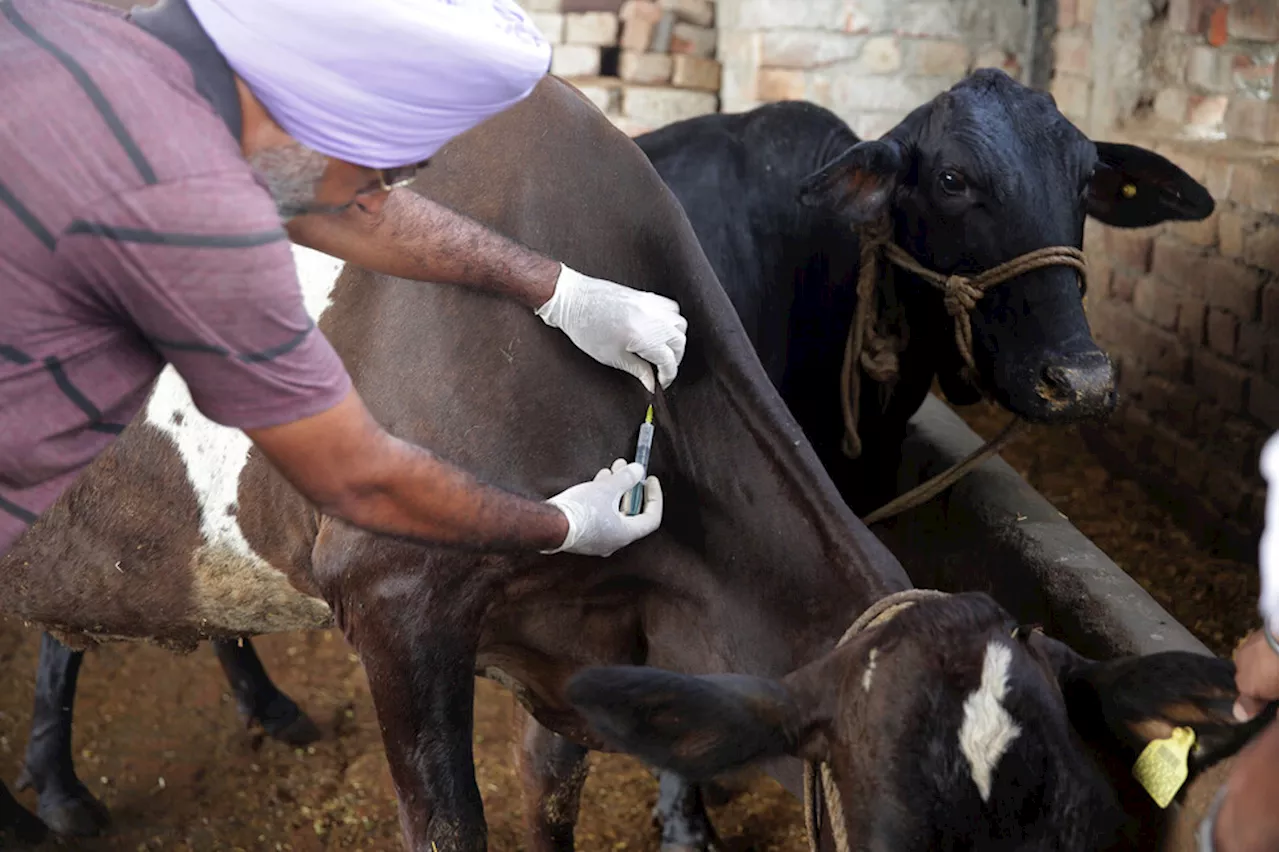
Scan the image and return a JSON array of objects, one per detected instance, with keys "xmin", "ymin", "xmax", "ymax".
[{"xmin": 0, "ymin": 401, "xmax": 1259, "ymax": 852}]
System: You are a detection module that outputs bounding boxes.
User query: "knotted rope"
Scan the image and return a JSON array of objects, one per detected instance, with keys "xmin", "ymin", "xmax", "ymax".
[
  {"xmin": 843, "ymin": 219, "xmax": 1088, "ymax": 524},
  {"xmin": 802, "ymin": 588, "xmax": 950, "ymax": 852}
]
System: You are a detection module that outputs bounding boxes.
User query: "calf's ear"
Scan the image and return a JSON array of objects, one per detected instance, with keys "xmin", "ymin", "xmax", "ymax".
[
  {"xmin": 1038, "ymin": 640, "xmax": 1274, "ymax": 772},
  {"xmin": 799, "ymin": 139, "xmax": 908, "ymax": 225},
  {"xmin": 567, "ymin": 666, "xmax": 823, "ymax": 781},
  {"xmin": 1087, "ymin": 142, "xmax": 1215, "ymax": 228}
]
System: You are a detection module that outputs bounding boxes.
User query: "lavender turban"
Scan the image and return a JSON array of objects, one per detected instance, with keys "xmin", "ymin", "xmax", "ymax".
[{"xmin": 187, "ymin": 0, "xmax": 551, "ymax": 168}]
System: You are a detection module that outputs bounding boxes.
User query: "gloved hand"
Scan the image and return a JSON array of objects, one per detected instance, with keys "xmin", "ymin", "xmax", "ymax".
[
  {"xmin": 544, "ymin": 459, "xmax": 663, "ymax": 557},
  {"xmin": 536, "ymin": 264, "xmax": 688, "ymax": 393}
]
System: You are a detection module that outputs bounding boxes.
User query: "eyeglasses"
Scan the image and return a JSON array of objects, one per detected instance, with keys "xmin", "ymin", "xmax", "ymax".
[{"xmin": 377, "ymin": 159, "xmax": 430, "ymax": 191}]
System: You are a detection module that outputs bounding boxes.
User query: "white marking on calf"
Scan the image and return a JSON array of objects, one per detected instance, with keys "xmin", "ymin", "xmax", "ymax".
[
  {"xmin": 143, "ymin": 246, "xmax": 344, "ymax": 634},
  {"xmin": 862, "ymin": 647, "xmax": 878, "ymax": 692},
  {"xmin": 958, "ymin": 640, "xmax": 1021, "ymax": 802}
]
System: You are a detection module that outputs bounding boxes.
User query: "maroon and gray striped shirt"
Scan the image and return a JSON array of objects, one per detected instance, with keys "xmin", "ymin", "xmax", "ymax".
[{"xmin": 0, "ymin": 0, "xmax": 351, "ymax": 556}]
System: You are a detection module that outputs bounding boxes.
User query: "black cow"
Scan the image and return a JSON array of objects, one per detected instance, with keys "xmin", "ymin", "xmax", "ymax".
[{"xmin": 636, "ymin": 69, "xmax": 1213, "ymax": 515}]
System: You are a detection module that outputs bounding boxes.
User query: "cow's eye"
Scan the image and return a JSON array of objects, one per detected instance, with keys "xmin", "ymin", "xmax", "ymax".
[{"xmin": 938, "ymin": 169, "xmax": 968, "ymax": 196}]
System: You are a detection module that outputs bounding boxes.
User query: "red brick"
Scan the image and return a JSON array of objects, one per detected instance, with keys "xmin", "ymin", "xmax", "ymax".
[
  {"xmin": 1111, "ymin": 270, "xmax": 1140, "ymax": 302},
  {"xmin": 910, "ymin": 40, "xmax": 971, "ymax": 77},
  {"xmin": 1152, "ymin": 236, "xmax": 1210, "ymax": 293},
  {"xmin": 1264, "ymin": 282, "xmax": 1278, "ymax": 329},
  {"xmin": 1208, "ymin": 4, "xmax": 1230, "ymax": 46},
  {"xmin": 1206, "ymin": 307, "xmax": 1239, "ymax": 357},
  {"xmin": 1235, "ymin": 321, "xmax": 1274, "ymax": 370},
  {"xmin": 1186, "ymin": 94, "xmax": 1229, "ymax": 131},
  {"xmin": 1193, "ymin": 350, "xmax": 1250, "ymax": 411},
  {"xmin": 1204, "ymin": 256, "xmax": 1265, "ymax": 320},
  {"xmin": 1218, "ymin": 209, "xmax": 1248, "ymax": 258},
  {"xmin": 1168, "ymin": 0, "xmax": 1219, "ymax": 34},
  {"xmin": 1171, "ymin": 210, "xmax": 1219, "ymax": 247},
  {"xmin": 1177, "ymin": 294, "xmax": 1208, "ymax": 344},
  {"xmin": 1154, "ymin": 88, "xmax": 1190, "ymax": 125},
  {"xmin": 1268, "ymin": 346, "xmax": 1279, "ymax": 384},
  {"xmin": 1175, "ymin": 437, "xmax": 1211, "ymax": 489},
  {"xmin": 1050, "ymin": 73, "xmax": 1092, "ymax": 122},
  {"xmin": 1054, "ymin": 32, "xmax": 1092, "ymax": 77},
  {"xmin": 1168, "ymin": 382, "xmax": 1202, "ymax": 432},
  {"xmin": 756, "ymin": 68, "xmax": 807, "ymax": 101},
  {"xmin": 1139, "ymin": 322, "xmax": 1192, "ymax": 380},
  {"xmin": 1244, "ymin": 225, "xmax": 1279, "ymax": 272},
  {"xmin": 1108, "ymin": 228, "xmax": 1157, "ymax": 272},
  {"xmin": 1230, "ymin": 52, "xmax": 1278, "ymax": 95},
  {"xmin": 1152, "ymin": 423, "xmax": 1180, "ymax": 469},
  {"xmin": 669, "ymin": 22, "xmax": 715, "ymax": 57},
  {"xmin": 1250, "ymin": 377, "xmax": 1279, "ymax": 428},
  {"xmin": 1225, "ymin": 98, "xmax": 1280, "ymax": 145},
  {"xmin": 1057, "ymin": 0, "xmax": 1077, "ymax": 29},
  {"xmin": 1229, "ymin": 161, "xmax": 1280, "ymax": 215},
  {"xmin": 1203, "ymin": 157, "xmax": 1234, "ymax": 199},
  {"xmin": 1135, "ymin": 276, "xmax": 1181, "ymax": 329},
  {"xmin": 1142, "ymin": 375, "xmax": 1177, "ymax": 414},
  {"xmin": 1227, "ymin": 0, "xmax": 1279, "ymax": 41}
]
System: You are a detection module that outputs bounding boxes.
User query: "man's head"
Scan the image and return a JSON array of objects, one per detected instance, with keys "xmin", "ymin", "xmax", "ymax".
[{"xmin": 191, "ymin": 0, "xmax": 551, "ymax": 220}]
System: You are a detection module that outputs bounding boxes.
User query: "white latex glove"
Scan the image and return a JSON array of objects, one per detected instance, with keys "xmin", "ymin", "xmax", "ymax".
[
  {"xmin": 1258, "ymin": 434, "xmax": 1278, "ymax": 638},
  {"xmin": 536, "ymin": 264, "xmax": 688, "ymax": 393},
  {"xmin": 543, "ymin": 459, "xmax": 663, "ymax": 557}
]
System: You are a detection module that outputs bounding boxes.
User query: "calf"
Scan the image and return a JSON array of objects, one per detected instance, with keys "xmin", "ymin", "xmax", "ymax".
[
  {"xmin": 0, "ymin": 77, "xmax": 1241, "ymax": 852},
  {"xmin": 637, "ymin": 69, "xmax": 1213, "ymax": 514}
]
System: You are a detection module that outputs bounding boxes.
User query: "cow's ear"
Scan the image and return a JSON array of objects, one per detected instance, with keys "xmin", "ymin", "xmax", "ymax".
[
  {"xmin": 1087, "ymin": 142, "xmax": 1214, "ymax": 228},
  {"xmin": 798, "ymin": 139, "xmax": 908, "ymax": 225},
  {"xmin": 1036, "ymin": 638, "xmax": 1272, "ymax": 771},
  {"xmin": 567, "ymin": 667, "xmax": 829, "ymax": 780}
]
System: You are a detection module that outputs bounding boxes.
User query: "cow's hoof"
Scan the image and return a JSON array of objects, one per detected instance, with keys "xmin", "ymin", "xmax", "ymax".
[
  {"xmin": 0, "ymin": 785, "xmax": 48, "ymax": 845},
  {"xmin": 252, "ymin": 693, "xmax": 322, "ymax": 747},
  {"xmin": 37, "ymin": 786, "xmax": 110, "ymax": 837}
]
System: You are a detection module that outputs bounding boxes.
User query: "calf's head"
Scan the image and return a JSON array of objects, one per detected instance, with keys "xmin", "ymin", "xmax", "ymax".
[
  {"xmin": 799, "ymin": 69, "xmax": 1213, "ymax": 423},
  {"xmin": 569, "ymin": 592, "xmax": 1258, "ymax": 851}
]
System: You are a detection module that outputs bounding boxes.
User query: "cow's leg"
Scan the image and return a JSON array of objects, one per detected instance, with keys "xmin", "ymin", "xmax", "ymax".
[
  {"xmin": 15, "ymin": 633, "xmax": 110, "ymax": 836},
  {"xmin": 653, "ymin": 771, "xmax": 720, "ymax": 852},
  {"xmin": 515, "ymin": 707, "xmax": 589, "ymax": 852},
  {"xmin": 212, "ymin": 638, "xmax": 321, "ymax": 746}
]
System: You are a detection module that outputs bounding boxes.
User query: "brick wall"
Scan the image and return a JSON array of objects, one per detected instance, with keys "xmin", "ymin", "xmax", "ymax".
[
  {"xmin": 716, "ymin": 0, "xmax": 1029, "ymax": 139},
  {"xmin": 1072, "ymin": 0, "xmax": 1279, "ymax": 557},
  {"xmin": 518, "ymin": 0, "xmax": 721, "ymax": 135}
]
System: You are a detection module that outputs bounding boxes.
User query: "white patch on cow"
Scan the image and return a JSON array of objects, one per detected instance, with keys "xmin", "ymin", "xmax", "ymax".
[
  {"xmin": 862, "ymin": 647, "xmax": 878, "ymax": 692},
  {"xmin": 143, "ymin": 245, "xmax": 344, "ymax": 634},
  {"xmin": 958, "ymin": 640, "xmax": 1021, "ymax": 802}
]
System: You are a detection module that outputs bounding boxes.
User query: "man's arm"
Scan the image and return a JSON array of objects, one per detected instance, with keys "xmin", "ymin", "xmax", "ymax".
[
  {"xmin": 247, "ymin": 389, "xmax": 567, "ymax": 550},
  {"xmin": 287, "ymin": 190, "xmax": 688, "ymax": 392},
  {"xmin": 287, "ymin": 190, "xmax": 558, "ymax": 309},
  {"xmin": 247, "ymin": 388, "xmax": 662, "ymax": 557}
]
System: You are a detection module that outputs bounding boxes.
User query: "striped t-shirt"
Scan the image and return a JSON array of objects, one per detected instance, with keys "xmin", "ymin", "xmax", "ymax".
[{"xmin": 0, "ymin": 0, "xmax": 351, "ymax": 556}]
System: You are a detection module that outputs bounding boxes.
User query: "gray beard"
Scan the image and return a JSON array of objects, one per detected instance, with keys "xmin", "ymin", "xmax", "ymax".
[{"xmin": 248, "ymin": 143, "xmax": 348, "ymax": 221}]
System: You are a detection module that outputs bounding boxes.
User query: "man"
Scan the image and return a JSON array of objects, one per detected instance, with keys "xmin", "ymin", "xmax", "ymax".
[
  {"xmin": 0, "ymin": 0, "xmax": 686, "ymax": 561},
  {"xmin": 1202, "ymin": 433, "xmax": 1279, "ymax": 852}
]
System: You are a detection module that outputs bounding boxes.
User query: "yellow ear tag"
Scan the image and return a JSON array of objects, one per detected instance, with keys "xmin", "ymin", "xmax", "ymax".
[
  {"xmin": 1122, "ymin": 183, "xmax": 1138, "ymax": 198},
  {"xmin": 1132, "ymin": 726, "xmax": 1195, "ymax": 808}
]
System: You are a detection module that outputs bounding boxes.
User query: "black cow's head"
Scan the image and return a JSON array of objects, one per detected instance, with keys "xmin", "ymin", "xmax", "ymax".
[
  {"xmin": 568, "ymin": 592, "xmax": 1261, "ymax": 851},
  {"xmin": 797, "ymin": 69, "xmax": 1214, "ymax": 423}
]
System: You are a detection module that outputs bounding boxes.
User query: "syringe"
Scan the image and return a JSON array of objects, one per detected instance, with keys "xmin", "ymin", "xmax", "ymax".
[{"xmin": 625, "ymin": 404, "xmax": 655, "ymax": 516}]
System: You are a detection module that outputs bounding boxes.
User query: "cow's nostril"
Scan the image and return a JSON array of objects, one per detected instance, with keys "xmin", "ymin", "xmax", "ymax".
[{"xmin": 1035, "ymin": 357, "xmax": 1116, "ymax": 414}]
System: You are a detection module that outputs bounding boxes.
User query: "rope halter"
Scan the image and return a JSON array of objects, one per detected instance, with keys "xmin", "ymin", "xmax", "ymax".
[
  {"xmin": 802, "ymin": 589, "xmax": 950, "ymax": 852},
  {"xmin": 840, "ymin": 218, "xmax": 1088, "ymax": 461}
]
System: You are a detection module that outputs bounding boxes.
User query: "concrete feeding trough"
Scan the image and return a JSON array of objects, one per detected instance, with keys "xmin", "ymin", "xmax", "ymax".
[{"xmin": 873, "ymin": 395, "xmax": 1209, "ymax": 660}]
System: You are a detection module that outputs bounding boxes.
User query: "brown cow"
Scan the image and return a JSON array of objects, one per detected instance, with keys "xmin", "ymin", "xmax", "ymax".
[{"xmin": 0, "ymin": 78, "xmax": 1255, "ymax": 852}]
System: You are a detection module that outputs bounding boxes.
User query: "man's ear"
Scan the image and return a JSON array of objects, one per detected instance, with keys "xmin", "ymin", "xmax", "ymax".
[
  {"xmin": 1050, "ymin": 647, "xmax": 1274, "ymax": 773},
  {"xmin": 1087, "ymin": 142, "xmax": 1215, "ymax": 228},
  {"xmin": 798, "ymin": 139, "xmax": 908, "ymax": 225},
  {"xmin": 567, "ymin": 666, "xmax": 826, "ymax": 781}
]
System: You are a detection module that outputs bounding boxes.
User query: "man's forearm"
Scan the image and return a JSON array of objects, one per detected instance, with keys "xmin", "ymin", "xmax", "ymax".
[
  {"xmin": 324, "ymin": 433, "xmax": 570, "ymax": 552},
  {"xmin": 287, "ymin": 189, "xmax": 559, "ymax": 309}
]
